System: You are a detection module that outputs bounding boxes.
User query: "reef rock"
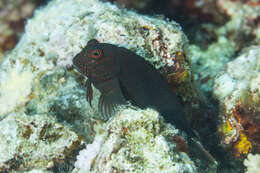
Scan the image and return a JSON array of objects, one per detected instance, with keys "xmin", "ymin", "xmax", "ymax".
[
  {"xmin": 0, "ymin": 0, "xmax": 44, "ymax": 61},
  {"xmin": 0, "ymin": 0, "xmax": 200, "ymax": 172},
  {"xmin": 0, "ymin": 0, "xmax": 192, "ymax": 135},
  {"xmin": 214, "ymin": 46, "xmax": 260, "ymax": 157},
  {"xmin": 73, "ymin": 108, "xmax": 201, "ymax": 173},
  {"xmin": 217, "ymin": 0, "xmax": 260, "ymax": 47},
  {"xmin": 0, "ymin": 113, "xmax": 84, "ymax": 172},
  {"xmin": 186, "ymin": 0, "xmax": 260, "ymax": 99},
  {"xmin": 188, "ymin": 36, "xmax": 235, "ymax": 98}
]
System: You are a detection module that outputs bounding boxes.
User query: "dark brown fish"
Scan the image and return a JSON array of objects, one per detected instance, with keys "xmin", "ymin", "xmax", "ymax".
[
  {"xmin": 73, "ymin": 39, "xmax": 217, "ymax": 166},
  {"xmin": 72, "ymin": 39, "xmax": 197, "ymax": 137}
]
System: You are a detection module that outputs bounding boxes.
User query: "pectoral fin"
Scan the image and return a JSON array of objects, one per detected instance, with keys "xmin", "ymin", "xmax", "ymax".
[
  {"xmin": 96, "ymin": 78, "xmax": 126, "ymax": 120},
  {"xmin": 85, "ymin": 79, "xmax": 93, "ymax": 107}
]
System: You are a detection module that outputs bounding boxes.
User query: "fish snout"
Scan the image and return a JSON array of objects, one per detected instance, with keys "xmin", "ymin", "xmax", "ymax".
[{"xmin": 72, "ymin": 54, "xmax": 88, "ymax": 74}]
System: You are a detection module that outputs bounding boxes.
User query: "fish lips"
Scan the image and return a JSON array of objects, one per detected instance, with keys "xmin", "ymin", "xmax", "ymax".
[{"xmin": 72, "ymin": 53, "xmax": 88, "ymax": 75}]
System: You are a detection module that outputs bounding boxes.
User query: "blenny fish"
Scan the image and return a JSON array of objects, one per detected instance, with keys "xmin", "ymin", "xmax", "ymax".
[
  {"xmin": 73, "ymin": 39, "xmax": 217, "ymax": 165},
  {"xmin": 72, "ymin": 39, "xmax": 196, "ymax": 137}
]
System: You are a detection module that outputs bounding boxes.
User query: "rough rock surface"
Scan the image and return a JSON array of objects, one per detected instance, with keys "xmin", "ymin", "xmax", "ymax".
[
  {"xmin": 188, "ymin": 36, "xmax": 235, "ymax": 97},
  {"xmin": 0, "ymin": 0, "xmax": 192, "ymax": 136},
  {"xmin": 73, "ymin": 108, "xmax": 202, "ymax": 173},
  {"xmin": 216, "ymin": 0, "xmax": 260, "ymax": 47},
  {"xmin": 0, "ymin": 0, "xmax": 201, "ymax": 172},
  {"xmin": 0, "ymin": 0, "xmax": 44, "ymax": 61},
  {"xmin": 214, "ymin": 46, "xmax": 260, "ymax": 157},
  {"xmin": 0, "ymin": 113, "xmax": 84, "ymax": 172},
  {"xmin": 186, "ymin": 0, "xmax": 260, "ymax": 99}
]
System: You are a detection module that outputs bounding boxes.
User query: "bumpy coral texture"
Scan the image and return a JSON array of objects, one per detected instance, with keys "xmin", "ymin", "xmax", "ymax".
[
  {"xmin": 0, "ymin": 0, "xmax": 42, "ymax": 60},
  {"xmin": 186, "ymin": 0, "xmax": 260, "ymax": 98},
  {"xmin": 188, "ymin": 36, "xmax": 235, "ymax": 96},
  {"xmin": 74, "ymin": 136, "xmax": 103, "ymax": 172},
  {"xmin": 0, "ymin": 0, "xmax": 196, "ymax": 172},
  {"xmin": 217, "ymin": 0, "xmax": 260, "ymax": 44},
  {"xmin": 0, "ymin": 113, "xmax": 84, "ymax": 172},
  {"xmin": 73, "ymin": 108, "xmax": 198, "ymax": 173},
  {"xmin": 25, "ymin": 170, "xmax": 53, "ymax": 173},
  {"xmin": 214, "ymin": 46, "xmax": 260, "ymax": 156},
  {"xmin": 0, "ymin": 0, "xmax": 189, "ymax": 138}
]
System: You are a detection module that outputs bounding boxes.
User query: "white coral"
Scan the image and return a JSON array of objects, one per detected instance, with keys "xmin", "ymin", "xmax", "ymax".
[
  {"xmin": 0, "ymin": 69, "xmax": 33, "ymax": 116},
  {"xmin": 244, "ymin": 153, "xmax": 260, "ymax": 173},
  {"xmin": 214, "ymin": 46, "xmax": 260, "ymax": 110},
  {"xmin": 75, "ymin": 136, "xmax": 103, "ymax": 171}
]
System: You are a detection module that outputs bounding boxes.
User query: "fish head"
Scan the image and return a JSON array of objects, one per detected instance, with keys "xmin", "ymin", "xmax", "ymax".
[
  {"xmin": 72, "ymin": 39, "xmax": 102, "ymax": 76},
  {"xmin": 72, "ymin": 39, "xmax": 120, "ymax": 84}
]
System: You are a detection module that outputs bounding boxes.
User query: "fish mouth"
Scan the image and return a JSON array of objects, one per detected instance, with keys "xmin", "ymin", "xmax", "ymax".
[
  {"xmin": 72, "ymin": 64, "xmax": 81, "ymax": 73},
  {"xmin": 72, "ymin": 55, "xmax": 84, "ymax": 74}
]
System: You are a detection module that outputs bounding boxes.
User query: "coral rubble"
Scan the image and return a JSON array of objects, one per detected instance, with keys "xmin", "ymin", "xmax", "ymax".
[
  {"xmin": 73, "ymin": 108, "xmax": 205, "ymax": 173},
  {"xmin": 217, "ymin": 0, "xmax": 260, "ymax": 47}
]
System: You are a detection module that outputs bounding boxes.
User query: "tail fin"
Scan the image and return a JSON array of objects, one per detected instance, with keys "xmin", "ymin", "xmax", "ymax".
[{"xmin": 188, "ymin": 138, "xmax": 218, "ymax": 172}]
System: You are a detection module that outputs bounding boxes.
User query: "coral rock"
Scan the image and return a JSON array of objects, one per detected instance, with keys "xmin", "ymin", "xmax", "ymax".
[
  {"xmin": 214, "ymin": 46, "xmax": 260, "ymax": 157},
  {"xmin": 217, "ymin": 0, "xmax": 260, "ymax": 49},
  {"xmin": 73, "ymin": 108, "xmax": 201, "ymax": 173},
  {"xmin": 0, "ymin": 0, "xmax": 193, "ymax": 136},
  {"xmin": 0, "ymin": 0, "xmax": 44, "ymax": 60},
  {"xmin": 0, "ymin": 113, "xmax": 84, "ymax": 172},
  {"xmin": 0, "ymin": 0, "xmax": 202, "ymax": 172}
]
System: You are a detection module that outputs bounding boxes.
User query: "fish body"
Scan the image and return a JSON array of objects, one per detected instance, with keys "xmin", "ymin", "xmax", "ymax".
[{"xmin": 73, "ymin": 39, "xmax": 195, "ymax": 137}]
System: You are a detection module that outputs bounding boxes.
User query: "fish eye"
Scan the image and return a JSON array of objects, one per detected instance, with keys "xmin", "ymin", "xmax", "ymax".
[{"xmin": 90, "ymin": 49, "xmax": 102, "ymax": 59}]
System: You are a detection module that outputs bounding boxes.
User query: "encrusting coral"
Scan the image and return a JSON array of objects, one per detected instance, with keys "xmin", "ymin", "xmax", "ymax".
[{"xmin": 214, "ymin": 46, "xmax": 260, "ymax": 157}]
